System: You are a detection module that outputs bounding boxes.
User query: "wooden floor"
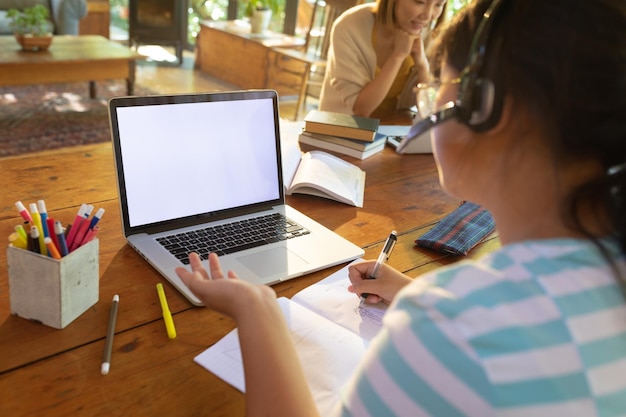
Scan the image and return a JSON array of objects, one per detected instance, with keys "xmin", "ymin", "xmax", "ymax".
[{"xmin": 133, "ymin": 45, "xmax": 308, "ymax": 121}]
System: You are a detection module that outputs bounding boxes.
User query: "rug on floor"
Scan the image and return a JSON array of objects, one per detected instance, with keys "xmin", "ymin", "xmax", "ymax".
[{"xmin": 0, "ymin": 81, "xmax": 158, "ymax": 157}]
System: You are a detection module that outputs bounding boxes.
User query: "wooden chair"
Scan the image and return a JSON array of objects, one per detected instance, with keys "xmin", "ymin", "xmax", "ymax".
[{"xmin": 268, "ymin": 0, "xmax": 361, "ymax": 120}]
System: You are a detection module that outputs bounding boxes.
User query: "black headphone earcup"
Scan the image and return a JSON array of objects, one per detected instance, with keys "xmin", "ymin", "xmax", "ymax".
[
  {"xmin": 455, "ymin": 76, "xmax": 496, "ymax": 131},
  {"xmin": 455, "ymin": 0, "xmax": 506, "ymax": 132},
  {"xmin": 468, "ymin": 78, "xmax": 496, "ymax": 131}
]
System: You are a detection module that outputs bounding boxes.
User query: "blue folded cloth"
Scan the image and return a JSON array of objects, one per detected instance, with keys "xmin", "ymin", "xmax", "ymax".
[{"xmin": 416, "ymin": 201, "xmax": 495, "ymax": 255}]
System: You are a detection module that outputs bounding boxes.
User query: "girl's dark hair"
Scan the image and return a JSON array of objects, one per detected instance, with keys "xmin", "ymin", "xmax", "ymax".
[{"xmin": 430, "ymin": 0, "xmax": 626, "ymax": 260}]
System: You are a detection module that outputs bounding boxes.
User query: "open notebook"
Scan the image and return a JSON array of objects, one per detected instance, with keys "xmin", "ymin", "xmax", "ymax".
[
  {"xmin": 108, "ymin": 90, "xmax": 364, "ymax": 306},
  {"xmin": 194, "ymin": 261, "xmax": 388, "ymax": 415}
]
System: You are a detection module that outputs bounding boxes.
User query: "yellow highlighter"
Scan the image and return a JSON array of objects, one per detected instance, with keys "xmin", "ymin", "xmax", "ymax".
[
  {"xmin": 9, "ymin": 232, "xmax": 28, "ymax": 250},
  {"xmin": 156, "ymin": 283, "xmax": 177, "ymax": 339}
]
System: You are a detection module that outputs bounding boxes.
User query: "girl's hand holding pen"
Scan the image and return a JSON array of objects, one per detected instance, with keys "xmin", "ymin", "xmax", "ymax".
[{"xmin": 347, "ymin": 261, "xmax": 412, "ymax": 305}]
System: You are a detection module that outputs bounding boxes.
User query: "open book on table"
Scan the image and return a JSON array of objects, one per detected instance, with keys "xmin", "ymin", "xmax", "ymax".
[
  {"xmin": 193, "ymin": 261, "xmax": 388, "ymax": 416},
  {"xmin": 280, "ymin": 119, "xmax": 366, "ymax": 207}
]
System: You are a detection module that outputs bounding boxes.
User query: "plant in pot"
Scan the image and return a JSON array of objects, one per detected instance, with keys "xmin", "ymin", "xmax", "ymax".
[
  {"xmin": 7, "ymin": 4, "xmax": 54, "ymax": 51},
  {"xmin": 243, "ymin": 0, "xmax": 279, "ymax": 34}
]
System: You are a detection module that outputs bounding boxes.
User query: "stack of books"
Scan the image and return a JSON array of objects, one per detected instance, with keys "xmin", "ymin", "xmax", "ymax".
[{"xmin": 299, "ymin": 110, "xmax": 385, "ymax": 160}]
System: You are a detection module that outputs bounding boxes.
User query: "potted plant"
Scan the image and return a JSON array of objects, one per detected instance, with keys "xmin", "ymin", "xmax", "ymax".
[
  {"xmin": 7, "ymin": 4, "xmax": 54, "ymax": 51},
  {"xmin": 243, "ymin": 0, "xmax": 279, "ymax": 34},
  {"xmin": 243, "ymin": 0, "xmax": 281, "ymax": 17}
]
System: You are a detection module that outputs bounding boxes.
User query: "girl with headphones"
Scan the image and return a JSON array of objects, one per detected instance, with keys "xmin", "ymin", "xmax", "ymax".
[{"xmin": 176, "ymin": 0, "xmax": 626, "ymax": 415}]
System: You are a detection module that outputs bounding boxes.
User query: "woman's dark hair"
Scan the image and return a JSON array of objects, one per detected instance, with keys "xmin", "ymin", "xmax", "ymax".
[{"xmin": 430, "ymin": 0, "xmax": 626, "ymax": 260}]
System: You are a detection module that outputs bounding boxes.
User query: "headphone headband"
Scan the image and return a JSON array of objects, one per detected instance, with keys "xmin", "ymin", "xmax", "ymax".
[{"xmin": 456, "ymin": 0, "xmax": 505, "ymax": 131}]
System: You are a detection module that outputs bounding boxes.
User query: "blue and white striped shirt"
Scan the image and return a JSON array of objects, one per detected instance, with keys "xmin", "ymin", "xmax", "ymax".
[{"xmin": 334, "ymin": 239, "xmax": 626, "ymax": 417}]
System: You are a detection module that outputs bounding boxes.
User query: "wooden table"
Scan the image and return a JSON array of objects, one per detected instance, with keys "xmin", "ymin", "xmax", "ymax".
[
  {"xmin": 0, "ymin": 141, "xmax": 499, "ymax": 415},
  {"xmin": 0, "ymin": 35, "xmax": 143, "ymax": 98},
  {"xmin": 196, "ymin": 20, "xmax": 305, "ymax": 91}
]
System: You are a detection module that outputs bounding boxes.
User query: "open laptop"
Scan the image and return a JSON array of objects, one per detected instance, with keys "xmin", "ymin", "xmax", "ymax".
[{"xmin": 108, "ymin": 90, "xmax": 364, "ymax": 306}]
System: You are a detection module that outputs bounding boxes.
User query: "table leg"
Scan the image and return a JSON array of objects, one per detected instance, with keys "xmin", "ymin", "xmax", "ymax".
[
  {"xmin": 89, "ymin": 81, "xmax": 96, "ymax": 98},
  {"xmin": 127, "ymin": 60, "xmax": 136, "ymax": 96}
]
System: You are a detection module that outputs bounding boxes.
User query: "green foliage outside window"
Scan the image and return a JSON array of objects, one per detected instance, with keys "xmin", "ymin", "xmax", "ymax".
[
  {"xmin": 189, "ymin": 0, "xmax": 230, "ymax": 43},
  {"xmin": 110, "ymin": 0, "xmax": 129, "ymax": 32},
  {"xmin": 447, "ymin": 0, "xmax": 471, "ymax": 18},
  {"xmin": 189, "ymin": 0, "xmax": 285, "ymax": 41}
]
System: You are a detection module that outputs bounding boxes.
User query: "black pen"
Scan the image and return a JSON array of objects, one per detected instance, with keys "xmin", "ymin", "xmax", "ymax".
[{"xmin": 359, "ymin": 230, "xmax": 397, "ymax": 307}]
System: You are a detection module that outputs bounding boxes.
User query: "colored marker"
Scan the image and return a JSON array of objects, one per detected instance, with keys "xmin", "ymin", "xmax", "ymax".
[
  {"xmin": 44, "ymin": 237, "xmax": 61, "ymax": 259},
  {"xmin": 81, "ymin": 226, "xmax": 99, "ymax": 246},
  {"xmin": 46, "ymin": 217, "xmax": 60, "ymax": 253},
  {"xmin": 29, "ymin": 203, "xmax": 46, "ymax": 255},
  {"xmin": 65, "ymin": 204, "xmax": 88, "ymax": 250},
  {"xmin": 9, "ymin": 232, "xmax": 28, "ymax": 250},
  {"xmin": 15, "ymin": 224, "xmax": 28, "ymax": 242},
  {"xmin": 37, "ymin": 200, "xmax": 50, "ymax": 238},
  {"xmin": 70, "ymin": 205, "xmax": 94, "ymax": 250},
  {"xmin": 14, "ymin": 201, "xmax": 32, "ymax": 223},
  {"xmin": 70, "ymin": 212, "xmax": 93, "ymax": 252},
  {"xmin": 88, "ymin": 208, "xmax": 105, "ymax": 230},
  {"xmin": 54, "ymin": 221, "xmax": 69, "ymax": 256},
  {"xmin": 29, "ymin": 226, "xmax": 41, "ymax": 254},
  {"xmin": 156, "ymin": 283, "xmax": 177, "ymax": 339}
]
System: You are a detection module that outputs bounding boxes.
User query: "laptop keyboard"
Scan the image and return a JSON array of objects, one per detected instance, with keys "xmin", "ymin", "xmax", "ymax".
[{"xmin": 156, "ymin": 213, "xmax": 310, "ymax": 265}]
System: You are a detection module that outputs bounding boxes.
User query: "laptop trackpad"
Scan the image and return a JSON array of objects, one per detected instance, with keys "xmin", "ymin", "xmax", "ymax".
[{"xmin": 238, "ymin": 247, "xmax": 308, "ymax": 279}]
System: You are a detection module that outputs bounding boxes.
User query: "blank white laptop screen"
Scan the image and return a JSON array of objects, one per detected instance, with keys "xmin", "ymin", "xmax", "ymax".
[
  {"xmin": 115, "ymin": 97, "xmax": 280, "ymax": 228},
  {"xmin": 109, "ymin": 90, "xmax": 364, "ymax": 306}
]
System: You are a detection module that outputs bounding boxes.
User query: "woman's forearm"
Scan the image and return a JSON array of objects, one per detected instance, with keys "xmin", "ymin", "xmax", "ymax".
[
  {"xmin": 353, "ymin": 54, "xmax": 406, "ymax": 117},
  {"xmin": 237, "ymin": 294, "xmax": 320, "ymax": 417}
]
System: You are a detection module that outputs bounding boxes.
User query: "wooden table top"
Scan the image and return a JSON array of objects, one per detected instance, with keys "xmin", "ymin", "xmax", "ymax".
[
  {"xmin": 0, "ymin": 140, "xmax": 498, "ymax": 416},
  {"xmin": 0, "ymin": 35, "xmax": 143, "ymax": 65}
]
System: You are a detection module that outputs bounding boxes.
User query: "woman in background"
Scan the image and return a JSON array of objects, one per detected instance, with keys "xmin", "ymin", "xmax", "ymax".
[
  {"xmin": 177, "ymin": 0, "xmax": 626, "ymax": 415},
  {"xmin": 318, "ymin": 0, "xmax": 446, "ymax": 118}
]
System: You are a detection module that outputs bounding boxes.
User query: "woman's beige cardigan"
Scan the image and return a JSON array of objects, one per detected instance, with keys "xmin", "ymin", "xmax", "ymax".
[{"xmin": 318, "ymin": 3, "xmax": 419, "ymax": 115}]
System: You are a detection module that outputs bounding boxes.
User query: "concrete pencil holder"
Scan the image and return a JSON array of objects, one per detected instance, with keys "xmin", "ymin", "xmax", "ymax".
[{"xmin": 7, "ymin": 239, "xmax": 99, "ymax": 329}]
